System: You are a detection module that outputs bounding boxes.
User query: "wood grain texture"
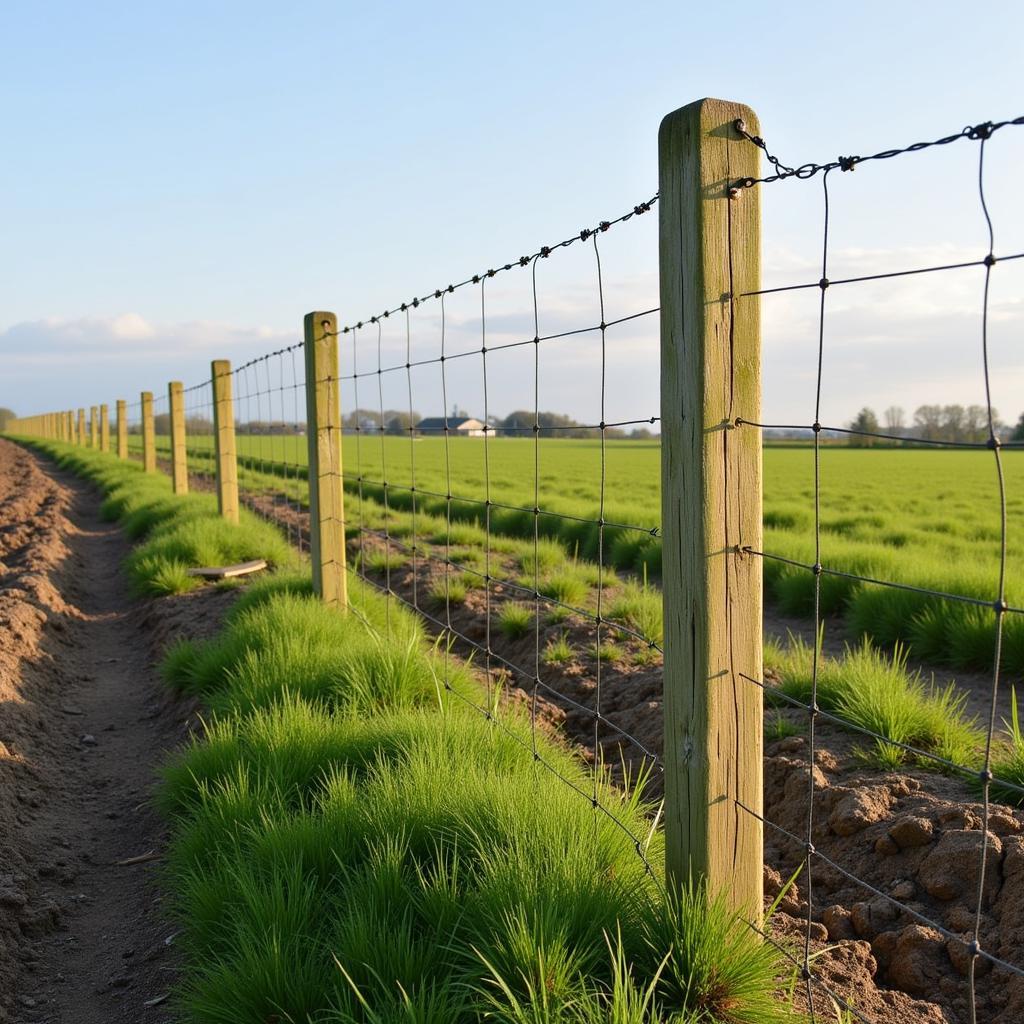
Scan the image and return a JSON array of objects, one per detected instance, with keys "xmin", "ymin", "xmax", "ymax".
[
  {"xmin": 304, "ymin": 312, "xmax": 348, "ymax": 609},
  {"xmin": 116, "ymin": 400, "xmax": 128, "ymax": 459},
  {"xmin": 100, "ymin": 404, "xmax": 110, "ymax": 453},
  {"xmin": 168, "ymin": 381, "xmax": 188, "ymax": 495},
  {"xmin": 659, "ymin": 98, "xmax": 763, "ymax": 919},
  {"xmin": 141, "ymin": 392, "xmax": 156, "ymax": 473},
  {"xmin": 89, "ymin": 406, "xmax": 99, "ymax": 449},
  {"xmin": 211, "ymin": 360, "xmax": 239, "ymax": 524},
  {"xmin": 67, "ymin": 411, "xmax": 76, "ymax": 445},
  {"xmin": 77, "ymin": 409, "xmax": 86, "ymax": 447}
]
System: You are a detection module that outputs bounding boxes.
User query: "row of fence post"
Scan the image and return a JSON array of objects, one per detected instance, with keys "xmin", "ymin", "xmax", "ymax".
[
  {"xmin": 4, "ymin": 320, "xmax": 349, "ymax": 615},
  {"xmin": 1, "ymin": 99, "xmax": 763, "ymax": 921}
]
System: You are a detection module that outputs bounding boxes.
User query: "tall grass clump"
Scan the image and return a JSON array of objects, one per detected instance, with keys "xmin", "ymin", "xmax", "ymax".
[{"xmin": 766, "ymin": 632, "xmax": 984, "ymax": 770}]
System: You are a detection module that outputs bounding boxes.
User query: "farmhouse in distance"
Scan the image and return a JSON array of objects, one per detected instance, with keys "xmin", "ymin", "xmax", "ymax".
[{"xmin": 415, "ymin": 414, "xmax": 486, "ymax": 436}]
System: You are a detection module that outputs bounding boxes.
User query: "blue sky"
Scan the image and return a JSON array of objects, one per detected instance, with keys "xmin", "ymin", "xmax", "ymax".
[{"xmin": 2, "ymin": 0, "xmax": 1023, "ymax": 427}]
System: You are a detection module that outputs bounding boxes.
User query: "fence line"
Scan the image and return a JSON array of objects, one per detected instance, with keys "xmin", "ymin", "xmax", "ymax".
[{"xmin": 6, "ymin": 99, "xmax": 1024, "ymax": 1024}]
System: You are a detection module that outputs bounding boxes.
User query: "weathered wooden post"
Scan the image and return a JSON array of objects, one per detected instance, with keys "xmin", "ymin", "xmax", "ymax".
[
  {"xmin": 100, "ymin": 404, "xmax": 110, "ymax": 452},
  {"xmin": 304, "ymin": 312, "xmax": 348, "ymax": 609},
  {"xmin": 169, "ymin": 381, "xmax": 188, "ymax": 495},
  {"xmin": 89, "ymin": 406, "xmax": 99, "ymax": 448},
  {"xmin": 77, "ymin": 409, "xmax": 86, "ymax": 446},
  {"xmin": 659, "ymin": 98, "xmax": 763, "ymax": 919},
  {"xmin": 141, "ymin": 392, "xmax": 156, "ymax": 472},
  {"xmin": 211, "ymin": 361, "xmax": 239, "ymax": 523},
  {"xmin": 116, "ymin": 400, "xmax": 128, "ymax": 459}
]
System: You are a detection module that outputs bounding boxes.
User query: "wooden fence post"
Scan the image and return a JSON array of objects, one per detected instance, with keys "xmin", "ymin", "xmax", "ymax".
[
  {"xmin": 77, "ymin": 409, "xmax": 86, "ymax": 446},
  {"xmin": 67, "ymin": 410, "xmax": 75, "ymax": 445},
  {"xmin": 116, "ymin": 400, "xmax": 128, "ymax": 459},
  {"xmin": 168, "ymin": 381, "xmax": 188, "ymax": 495},
  {"xmin": 89, "ymin": 406, "xmax": 98, "ymax": 448},
  {"xmin": 141, "ymin": 392, "xmax": 156, "ymax": 472},
  {"xmin": 304, "ymin": 312, "xmax": 348, "ymax": 609},
  {"xmin": 659, "ymin": 98, "xmax": 763, "ymax": 919},
  {"xmin": 100, "ymin": 404, "xmax": 110, "ymax": 452},
  {"xmin": 211, "ymin": 361, "xmax": 239, "ymax": 523}
]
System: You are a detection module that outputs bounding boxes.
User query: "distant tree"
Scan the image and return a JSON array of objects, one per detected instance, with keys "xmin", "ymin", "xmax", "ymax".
[
  {"xmin": 385, "ymin": 412, "xmax": 420, "ymax": 435},
  {"xmin": 0, "ymin": 408, "xmax": 15, "ymax": 430},
  {"xmin": 153, "ymin": 412, "xmax": 171, "ymax": 435},
  {"xmin": 883, "ymin": 406, "xmax": 905, "ymax": 434},
  {"xmin": 964, "ymin": 405, "xmax": 989, "ymax": 444},
  {"xmin": 941, "ymin": 404, "xmax": 966, "ymax": 443},
  {"xmin": 1012, "ymin": 413, "xmax": 1024, "ymax": 443},
  {"xmin": 914, "ymin": 404, "xmax": 944, "ymax": 441},
  {"xmin": 848, "ymin": 407, "xmax": 880, "ymax": 446},
  {"xmin": 629, "ymin": 427, "xmax": 654, "ymax": 440}
]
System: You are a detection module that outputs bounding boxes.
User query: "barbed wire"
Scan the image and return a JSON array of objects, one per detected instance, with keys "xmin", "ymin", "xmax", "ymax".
[{"xmin": 733, "ymin": 113, "xmax": 1024, "ymax": 189}]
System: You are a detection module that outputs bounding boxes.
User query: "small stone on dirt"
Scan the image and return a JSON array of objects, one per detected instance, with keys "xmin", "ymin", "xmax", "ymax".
[
  {"xmin": 888, "ymin": 815, "xmax": 934, "ymax": 849},
  {"xmin": 79, "ymin": 734, "xmax": 97, "ymax": 746}
]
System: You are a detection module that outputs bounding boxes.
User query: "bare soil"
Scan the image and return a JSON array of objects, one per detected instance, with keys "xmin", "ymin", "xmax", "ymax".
[{"xmin": 0, "ymin": 440, "xmax": 232, "ymax": 1022}]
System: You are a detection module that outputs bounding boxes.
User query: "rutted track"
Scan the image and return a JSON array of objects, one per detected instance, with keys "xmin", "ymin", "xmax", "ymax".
[{"xmin": 0, "ymin": 439, "xmax": 191, "ymax": 1022}]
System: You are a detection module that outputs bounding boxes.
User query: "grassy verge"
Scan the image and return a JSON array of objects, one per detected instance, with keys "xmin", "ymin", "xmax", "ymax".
[
  {"xmin": 15, "ymin": 438, "xmax": 799, "ymax": 1022},
  {"xmin": 18, "ymin": 438, "xmax": 299, "ymax": 594}
]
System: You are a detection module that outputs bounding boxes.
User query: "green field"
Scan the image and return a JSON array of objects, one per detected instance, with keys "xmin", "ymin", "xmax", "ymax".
[{"xmin": 135, "ymin": 435, "xmax": 1024, "ymax": 673}]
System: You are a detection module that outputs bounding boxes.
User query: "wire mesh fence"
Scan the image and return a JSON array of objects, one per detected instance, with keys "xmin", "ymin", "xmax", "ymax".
[
  {"xmin": 726, "ymin": 115, "xmax": 1024, "ymax": 1024},
  {"xmin": 6, "ymin": 101, "xmax": 1024, "ymax": 1024}
]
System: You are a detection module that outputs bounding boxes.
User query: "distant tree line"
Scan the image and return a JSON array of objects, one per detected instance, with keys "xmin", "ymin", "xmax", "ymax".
[
  {"xmin": 343, "ymin": 408, "xmax": 656, "ymax": 439},
  {"xmin": 847, "ymin": 405, "xmax": 1024, "ymax": 446}
]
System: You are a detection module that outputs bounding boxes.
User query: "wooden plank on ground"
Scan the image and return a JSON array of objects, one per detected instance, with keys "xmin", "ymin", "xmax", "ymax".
[{"xmin": 185, "ymin": 559, "xmax": 268, "ymax": 580}]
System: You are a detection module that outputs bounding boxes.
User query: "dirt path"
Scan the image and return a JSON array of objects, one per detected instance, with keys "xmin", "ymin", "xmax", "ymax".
[{"xmin": 0, "ymin": 440, "xmax": 183, "ymax": 1023}]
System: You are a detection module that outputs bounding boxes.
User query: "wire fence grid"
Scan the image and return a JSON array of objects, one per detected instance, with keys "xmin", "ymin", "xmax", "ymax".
[{"xmin": 9, "ymin": 106, "xmax": 1024, "ymax": 1024}]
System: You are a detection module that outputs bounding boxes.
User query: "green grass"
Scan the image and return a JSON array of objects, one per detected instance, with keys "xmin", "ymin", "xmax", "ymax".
[
  {"xmin": 499, "ymin": 602, "xmax": 533, "ymax": 641},
  {"xmin": 608, "ymin": 577, "xmax": 663, "ymax": 646},
  {"xmin": 122, "ymin": 434, "xmax": 1024, "ymax": 675},
  {"xmin": 542, "ymin": 631, "xmax": 575, "ymax": 666},
  {"xmin": 17, "ymin": 439, "xmax": 800, "ymax": 1021},
  {"xmin": 765, "ymin": 632, "xmax": 985, "ymax": 770},
  {"xmin": 16, "ymin": 439, "xmax": 298, "ymax": 594}
]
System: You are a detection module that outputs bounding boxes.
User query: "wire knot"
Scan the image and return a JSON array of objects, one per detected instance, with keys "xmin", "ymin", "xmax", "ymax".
[{"xmin": 837, "ymin": 155, "xmax": 859, "ymax": 172}]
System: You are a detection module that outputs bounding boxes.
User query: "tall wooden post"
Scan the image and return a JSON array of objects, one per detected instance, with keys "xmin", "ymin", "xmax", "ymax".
[
  {"xmin": 659, "ymin": 99, "xmax": 763, "ymax": 918},
  {"xmin": 304, "ymin": 312, "xmax": 348, "ymax": 609},
  {"xmin": 141, "ymin": 392, "xmax": 156, "ymax": 472},
  {"xmin": 168, "ymin": 381, "xmax": 188, "ymax": 495},
  {"xmin": 89, "ymin": 406, "xmax": 99, "ymax": 448},
  {"xmin": 116, "ymin": 400, "xmax": 128, "ymax": 459},
  {"xmin": 211, "ymin": 361, "xmax": 239, "ymax": 523},
  {"xmin": 67, "ymin": 410, "xmax": 75, "ymax": 445},
  {"xmin": 100, "ymin": 404, "xmax": 110, "ymax": 452},
  {"xmin": 77, "ymin": 409, "xmax": 86, "ymax": 446}
]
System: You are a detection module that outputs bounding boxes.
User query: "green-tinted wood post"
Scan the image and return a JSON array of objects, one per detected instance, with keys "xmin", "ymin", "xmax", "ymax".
[
  {"xmin": 141, "ymin": 391, "xmax": 156, "ymax": 472},
  {"xmin": 304, "ymin": 312, "xmax": 348, "ymax": 609},
  {"xmin": 100, "ymin": 404, "xmax": 110, "ymax": 452},
  {"xmin": 89, "ymin": 406, "xmax": 98, "ymax": 448},
  {"xmin": 659, "ymin": 99, "xmax": 763, "ymax": 920},
  {"xmin": 211, "ymin": 360, "xmax": 239, "ymax": 523},
  {"xmin": 168, "ymin": 381, "xmax": 188, "ymax": 495},
  {"xmin": 116, "ymin": 400, "xmax": 128, "ymax": 459},
  {"xmin": 77, "ymin": 409, "xmax": 86, "ymax": 446}
]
